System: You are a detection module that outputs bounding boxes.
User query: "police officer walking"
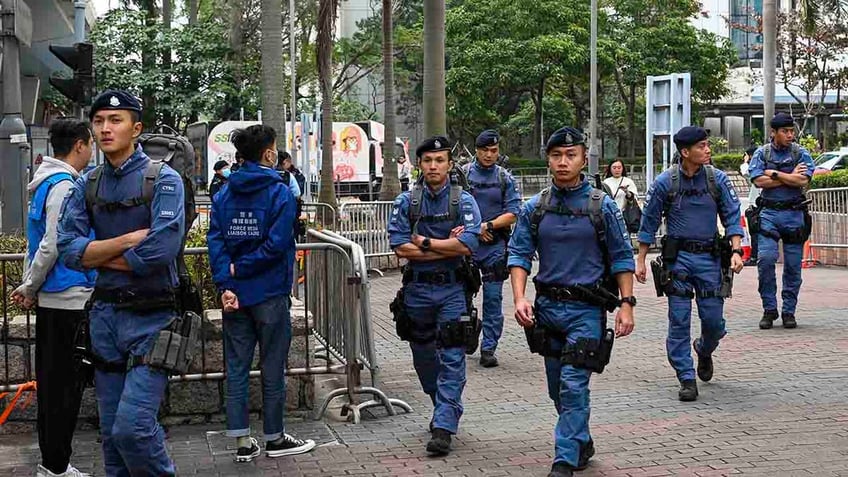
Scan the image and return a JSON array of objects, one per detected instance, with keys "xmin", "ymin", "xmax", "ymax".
[
  {"xmin": 388, "ymin": 136, "xmax": 482, "ymax": 456},
  {"xmin": 747, "ymin": 113, "xmax": 816, "ymax": 330},
  {"xmin": 635, "ymin": 126, "xmax": 745, "ymax": 402},
  {"xmin": 58, "ymin": 90, "xmax": 184, "ymax": 476},
  {"xmin": 509, "ymin": 127, "xmax": 636, "ymax": 477},
  {"xmin": 462, "ymin": 129, "xmax": 521, "ymax": 367}
]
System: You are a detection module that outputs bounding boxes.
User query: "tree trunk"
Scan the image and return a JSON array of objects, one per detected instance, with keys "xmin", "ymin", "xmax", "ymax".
[
  {"xmin": 188, "ymin": 0, "xmax": 198, "ymax": 25},
  {"xmin": 161, "ymin": 0, "xmax": 174, "ymax": 128},
  {"xmin": 422, "ymin": 0, "xmax": 446, "ymax": 137},
  {"xmin": 228, "ymin": 0, "xmax": 244, "ymax": 88},
  {"xmin": 261, "ymin": 0, "xmax": 287, "ymax": 147},
  {"xmin": 533, "ymin": 80, "xmax": 544, "ymax": 159},
  {"xmin": 763, "ymin": 0, "xmax": 776, "ymax": 142},
  {"xmin": 379, "ymin": 0, "xmax": 401, "ymax": 200},
  {"xmin": 317, "ymin": 0, "xmax": 338, "ymax": 212},
  {"xmin": 139, "ymin": 0, "xmax": 158, "ymax": 127},
  {"xmin": 627, "ymin": 83, "xmax": 636, "ymax": 160}
]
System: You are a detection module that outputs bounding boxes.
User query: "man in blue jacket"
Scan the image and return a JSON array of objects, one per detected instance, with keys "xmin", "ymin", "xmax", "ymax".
[
  {"xmin": 509, "ymin": 127, "xmax": 635, "ymax": 477},
  {"xmin": 462, "ymin": 129, "xmax": 521, "ymax": 367},
  {"xmin": 636, "ymin": 126, "xmax": 745, "ymax": 402},
  {"xmin": 57, "ymin": 90, "xmax": 184, "ymax": 476},
  {"xmin": 388, "ymin": 136, "xmax": 481, "ymax": 456},
  {"xmin": 747, "ymin": 113, "xmax": 816, "ymax": 329},
  {"xmin": 13, "ymin": 118, "xmax": 96, "ymax": 477},
  {"xmin": 207, "ymin": 124, "xmax": 316, "ymax": 463}
]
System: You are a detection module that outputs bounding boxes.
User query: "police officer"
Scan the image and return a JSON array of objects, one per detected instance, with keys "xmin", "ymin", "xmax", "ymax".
[
  {"xmin": 388, "ymin": 136, "xmax": 481, "ymax": 456},
  {"xmin": 463, "ymin": 129, "xmax": 521, "ymax": 367},
  {"xmin": 635, "ymin": 126, "xmax": 745, "ymax": 402},
  {"xmin": 509, "ymin": 127, "xmax": 635, "ymax": 477},
  {"xmin": 209, "ymin": 159, "xmax": 230, "ymax": 200},
  {"xmin": 748, "ymin": 113, "xmax": 815, "ymax": 330},
  {"xmin": 58, "ymin": 90, "xmax": 184, "ymax": 476}
]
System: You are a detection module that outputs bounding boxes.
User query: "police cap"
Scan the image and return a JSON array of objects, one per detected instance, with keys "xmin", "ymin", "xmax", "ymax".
[
  {"xmin": 89, "ymin": 89, "xmax": 143, "ymax": 120},
  {"xmin": 545, "ymin": 127, "xmax": 585, "ymax": 153},
  {"xmin": 213, "ymin": 160, "xmax": 229, "ymax": 171},
  {"xmin": 475, "ymin": 129, "xmax": 499, "ymax": 148},
  {"xmin": 770, "ymin": 113, "xmax": 795, "ymax": 129},
  {"xmin": 415, "ymin": 135, "xmax": 452, "ymax": 159},
  {"xmin": 673, "ymin": 126, "xmax": 709, "ymax": 150}
]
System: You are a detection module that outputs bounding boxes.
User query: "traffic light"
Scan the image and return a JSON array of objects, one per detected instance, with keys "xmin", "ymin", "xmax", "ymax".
[{"xmin": 48, "ymin": 42, "xmax": 94, "ymax": 105}]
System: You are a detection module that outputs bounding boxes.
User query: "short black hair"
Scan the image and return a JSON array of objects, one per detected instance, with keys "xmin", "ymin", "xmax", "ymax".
[
  {"xmin": 231, "ymin": 125, "xmax": 276, "ymax": 163},
  {"xmin": 279, "ymin": 150, "xmax": 292, "ymax": 161},
  {"xmin": 49, "ymin": 118, "xmax": 92, "ymax": 157}
]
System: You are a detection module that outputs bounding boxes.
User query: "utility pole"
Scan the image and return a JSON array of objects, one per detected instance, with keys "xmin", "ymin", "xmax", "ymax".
[
  {"xmin": 289, "ymin": 0, "xmax": 297, "ymax": 166},
  {"xmin": 588, "ymin": 0, "xmax": 600, "ymax": 175},
  {"xmin": 763, "ymin": 0, "xmax": 776, "ymax": 141},
  {"xmin": 0, "ymin": 0, "xmax": 32, "ymax": 233}
]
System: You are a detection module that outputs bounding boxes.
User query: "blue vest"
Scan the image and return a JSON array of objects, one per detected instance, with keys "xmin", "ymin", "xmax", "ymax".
[{"xmin": 27, "ymin": 173, "xmax": 96, "ymax": 293}]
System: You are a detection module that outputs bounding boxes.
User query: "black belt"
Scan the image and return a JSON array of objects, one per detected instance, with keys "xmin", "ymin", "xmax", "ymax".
[
  {"xmin": 92, "ymin": 288, "xmax": 176, "ymax": 307},
  {"xmin": 410, "ymin": 270, "xmax": 462, "ymax": 285},
  {"xmin": 758, "ymin": 197, "xmax": 805, "ymax": 211},
  {"xmin": 534, "ymin": 281, "xmax": 596, "ymax": 303},
  {"xmin": 679, "ymin": 240, "xmax": 715, "ymax": 254}
]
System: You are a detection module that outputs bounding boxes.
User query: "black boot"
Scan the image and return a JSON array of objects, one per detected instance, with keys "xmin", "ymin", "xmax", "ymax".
[
  {"xmin": 479, "ymin": 350, "xmax": 499, "ymax": 368},
  {"xmin": 678, "ymin": 379, "xmax": 698, "ymax": 402},
  {"xmin": 782, "ymin": 312, "xmax": 797, "ymax": 329},
  {"xmin": 694, "ymin": 340, "xmax": 713, "ymax": 382},
  {"xmin": 574, "ymin": 439, "xmax": 595, "ymax": 470},
  {"xmin": 426, "ymin": 428, "xmax": 452, "ymax": 455},
  {"xmin": 759, "ymin": 310, "xmax": 778, "ymax": 330},
  {"xmin": 547, "ymin": 462, "xmax": 574, "ymax": 477}
]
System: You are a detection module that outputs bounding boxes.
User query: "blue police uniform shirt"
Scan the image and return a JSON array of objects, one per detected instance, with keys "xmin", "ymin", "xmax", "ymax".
[
  {"xmin": 207, "ymin": 161, "xmax": 297, "ymax": 308},
  {"xmin": 284, "ymin": 171, "xmax": 301, "ymax": 197},
  {"xmin": 388, "ymin": 182, "xmax": 482, "ymax": 272},
  {"xmin": 748, "ymin": 142, "xmax": 815, "ymax": 203},
  {"xmin": 58, "ymin": 146, "xmax": 185, "ymax": 292},
  {"xmin": 638, "ymin": 165, "xmax": 743, "ymax": 244},
  {"xmin": 508, "ymin": 178, "xmax": 634, "ymax": 286},
  {"xmin": 466, "ymin": 161, "xmax": 521, "ymax": 266}
]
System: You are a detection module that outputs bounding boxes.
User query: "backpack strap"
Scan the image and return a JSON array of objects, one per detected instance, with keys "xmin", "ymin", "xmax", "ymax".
[
  {"xmin": 588, "ymin": 189, "xmax": 606, "ymax": 248},
  {"xmin": 498, "ymin": 166, "xmax": 507, "ymax": 202},
  {"xmin": 529, "ymin": 187, "xmax": 552, "ymax": 243},
  {"xmin": 663, "ymin": 165, "xmax": 681, "ymax": 217},
  {"xmin": 409, "ymin": 182, "xmax": 424, "ymax": 225},
  {"xmin": 763, "ymin": 144, "xmax": 772, "ymax": 165},
  {"xmin": 791, "ymin": 143, "xmax": 801, "ymax": 163},
  {"xmin": 85, "ymin": 161, "xmax": 164, "ymax": 216},
  {"xmin": 142, "ymin": 161, "xmax": 165, "ymax": 205},
  {"xmin": 705, "ymin": 164, "xmax": 721, "ymax": 204},
  {"xmin": 448, "ymin": 184, "xmax": 462, "ymax": 222}
]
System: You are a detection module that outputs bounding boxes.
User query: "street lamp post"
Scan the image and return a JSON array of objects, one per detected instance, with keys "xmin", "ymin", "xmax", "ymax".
[{"xmin": 588, "ymin": 0, "xmax": 600, "ymax": 175}]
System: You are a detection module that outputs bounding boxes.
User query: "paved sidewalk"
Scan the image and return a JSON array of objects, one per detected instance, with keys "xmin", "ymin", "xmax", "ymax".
[{"xmin": 2, "ymin": 261, "xmax": 848, "ymax": 476}]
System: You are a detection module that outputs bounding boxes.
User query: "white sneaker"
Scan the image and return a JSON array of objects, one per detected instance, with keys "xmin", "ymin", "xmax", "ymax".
[{"xmin": 36, "ymin": 464, "xmax": 91, "ymax": 477}]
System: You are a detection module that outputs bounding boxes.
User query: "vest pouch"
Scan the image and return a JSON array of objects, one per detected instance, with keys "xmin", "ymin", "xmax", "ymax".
[
  {"xmin": 745, "ymin": 205, "xmax": 761, "ymax": 235},
  {"xmin": 389, "ymin": 289, "xmax": 412, "ymax": 342},
  {"xmin": 661, "ymin": 236, "xmax": 680, "ymax": 263}
]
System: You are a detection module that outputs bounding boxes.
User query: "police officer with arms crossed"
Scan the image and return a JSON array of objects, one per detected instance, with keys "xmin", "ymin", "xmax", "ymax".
[
  {"xmin": 748, "ymin": 113, "xmax": 815, "ymax": 330},
  {"xmin": 635, "ymin": 126, "xmax": 745, "ymax": 402},
  {"xmin": 388, "ymin": 136, "xmax": 482, "ymax": 456},
  {"xmin": 509, "ymin": 127, "xmax": 636, "ymax": 477},
  {"xmin": 58, "ymin": 90, "xmax": 184, "ymax": 476},
  {"xmin": 462, "ymin": 129, "xmax": 521, "ymax": 367}
]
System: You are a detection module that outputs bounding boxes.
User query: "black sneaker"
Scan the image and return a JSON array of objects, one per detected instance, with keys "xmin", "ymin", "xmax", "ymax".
[
  {"xmin": 782, "ymin": 313, "xmax": 797, "ymax": 329},
  {"xmin": 426, "ymin": 428, "xmax": 452, "ymax": 455},
  {"xmin": 235, "ymin": 437, "xmax": 261, "ymax": 463},
  {"xmin": 547, "ymin": 462, "xmax": 574, "ymax": 477},
  {"xmin": 574, "ymin": 439, "xmax": 595, "ymax": 470},
  {"xmin": 265, "ymin": 433, "xmax": 316, "ymax": 458},
  {"xmin": 759, "ymin": 310, "xmax": 778, "ymax": 330},
  {"xmin": 678, "ymin": 379, "xmax": 698, "ymax": 402},
  {"xmin": 694, "ymin": 340, "xmax": 713, "ymax": 382},
  {"xmin": 480, "ymin": 350, "xmax": 499, "ymax": 368}
]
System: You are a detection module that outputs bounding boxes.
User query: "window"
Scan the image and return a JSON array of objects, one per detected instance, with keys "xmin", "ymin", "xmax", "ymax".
[{"xmin": 730, "ymin": 0, "xmax": 763, "ymax": 62}]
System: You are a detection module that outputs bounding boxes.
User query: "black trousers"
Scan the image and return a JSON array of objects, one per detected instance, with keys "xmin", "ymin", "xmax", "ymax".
[{"xmin": 35, "ymin": 306, "xmax": 86, "ymax": 474}]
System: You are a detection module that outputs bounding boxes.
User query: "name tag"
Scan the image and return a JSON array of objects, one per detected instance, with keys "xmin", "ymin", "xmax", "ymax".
[{"xmin": 160, "ymin": 210, "xmax": 175, "ymax": 218}]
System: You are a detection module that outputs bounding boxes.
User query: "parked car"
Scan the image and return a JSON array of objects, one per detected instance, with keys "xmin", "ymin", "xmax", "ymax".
[{"xmin": 813, "ymin": 147, "xmax": 848, "ymax": 176}]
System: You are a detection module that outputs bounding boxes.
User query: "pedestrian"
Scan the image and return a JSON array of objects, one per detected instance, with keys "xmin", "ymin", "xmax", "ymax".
[
  {"xmin": 207, "ymin": 124, "xmax": 316, "ymax": 463},
  {"xmin": 209, "ymin": 159, "xmax": 230, "ymax": 200},
  {"xmin": 635, "ymin": 126, "xmax": 745, "ymax": 402},
  {"xmin": 387, "ymin": 136, "xmax": 482, "ymax": 456},
  {"xmin": 280, "ymin": 151, "xmax": 306, "ymax": 197},
  {"xmin": 508, "ymin": 126, "xmax": 635, "ymax": 477},
  {"xmin": 397, "ymin": 154, "xmax": 412, "ymax": 192},
  {"xmin": 739, "ymin": 146, "xmax": 760, "ymax": 266},
  {"xmin": 748, "ymin": 113, "xmax": 816, "ymax": 330},
  {"xmin": 602, "ymin": 159, "xmax": 639, "ymax": 211},
  {"xmin": 57, "ymin": 89, "xmax": 185, "ymax": 476},
  {"xmin": 274, "ymin": 150, "xmax": 302, "ymax": 197},
  {"xmin": 12, "ymin": 118, "xmax": 96, "ymax": 477},
  {"xmin": 462, "ymin": 129, "xmax": 521, "ymax": 367}
]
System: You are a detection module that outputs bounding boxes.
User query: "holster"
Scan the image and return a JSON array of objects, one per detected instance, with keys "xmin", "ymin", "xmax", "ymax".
[
  {"xmin": 524, "ymin": 323, "xmax": 563, "ymax": 358},
  {"xmin": 561, "ymin": 328, "xmax": 615, "ymax": 374},
  {"xmin": 661, "ymin": 236, "xmax": 681, "ymax": 263},
  {"xmin": 389, "ymin": 288, "xmax": 413, "ymax": 342},
  {"xmin": 481, "ymin": 258, "xmax": 510, "ymax": 282},
  {"xmin": 745, "ymin": 205, "xmax": 761, "ymax": 235},
  {"xmin": 459, "ymin": 259, "xmax": 482, "ymax": 296},
  {"xmin": 650, "ymin": 257, "xmax": 670, "ymax": 297}
]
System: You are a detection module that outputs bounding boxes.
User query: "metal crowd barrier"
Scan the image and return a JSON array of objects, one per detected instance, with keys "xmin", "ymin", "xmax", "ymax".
[
  {"xmin": 0, "ymin": 241, "xmax": 411, "ymax": 424},
  {"xmin": 807, "ymin": 187, "xmax": 848, "ymax": 266},
  {"xmin": 303, "ymin": 201, "xmax": 336, "ymax": 228}
]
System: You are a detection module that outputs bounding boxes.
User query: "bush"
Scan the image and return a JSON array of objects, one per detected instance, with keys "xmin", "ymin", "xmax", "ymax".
[
  {"xmin": 0, "ymin": 234, "xmax": 30, "ymax": 316},
  {"xmin": 811, "ymin": 169, "xmax": 848, "ymax": 189},
  {"xmin": 711, "ymin": 152, "xmax": 744, "ymax": 172}
]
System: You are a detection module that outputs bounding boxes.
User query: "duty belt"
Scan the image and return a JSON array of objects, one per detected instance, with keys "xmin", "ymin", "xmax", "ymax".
[
  {"xmin": 678, "ymin": 240, "xmax": 715, "ymax": 254},
  {"xmin": 534, "ymin": 281, "xmax": 598, "ymax": 303},
  {"xmin": 757, "ymin": 197, "xmax": 806, "ymax": 211},
  {"xmin": 410, "ymin": 270, "xmax": 462, "ymax": 285},
  {"xmin": 92, "ymin": 288, "xmax": 177, "ymax": 309}
]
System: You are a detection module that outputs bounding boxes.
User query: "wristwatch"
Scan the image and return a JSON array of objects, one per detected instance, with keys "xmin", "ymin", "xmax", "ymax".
[
  {"xmin": 620, "ymin": 296, "xmax": 637, "ymax": 307},
  {"xmin": 770, "ymin": 171, "xmax": 779, "ymax": 180},
  {"xmin": 486, "ymin": 221, "xmax": 495, "ymax": 233},
  {"xmin": 732, "ymin": 249, "xmax": 745, "ymax": 257},
  {"xmin": 421, "ymin": 237, "xmax": 431, "ymax": 250}
]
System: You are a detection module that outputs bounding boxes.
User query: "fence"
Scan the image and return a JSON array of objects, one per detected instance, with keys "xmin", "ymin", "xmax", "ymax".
[
  {"xmin": 337, "ymin": 201, "xmax": 399, "ymax": 272},
  {"xmin": 0, "ymin": 234, "xmax": 410, "ymax": 424},
  {"xmin": 807, "ymin": 187, "xmax": 848, "ymax": 266}
]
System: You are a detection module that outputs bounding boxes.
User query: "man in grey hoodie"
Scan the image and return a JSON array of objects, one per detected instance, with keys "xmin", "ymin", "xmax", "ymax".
[{"xmin": 12, "ymin": 118, "xmax": 96, "ymax": 477}]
